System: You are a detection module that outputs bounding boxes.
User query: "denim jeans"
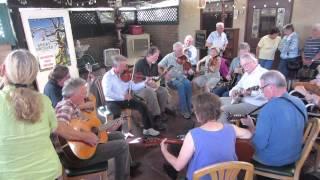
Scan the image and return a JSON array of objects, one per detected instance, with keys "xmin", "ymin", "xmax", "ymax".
[
  {"xmin": 259, "ymin": 59, "xmax": 273, "ymax": 70},
  {"xmin": 167, "ymin": 77, "xmax": 192, "ymax": 114}
]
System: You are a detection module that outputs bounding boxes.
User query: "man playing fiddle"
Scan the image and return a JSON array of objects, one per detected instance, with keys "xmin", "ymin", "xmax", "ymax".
[
  {"xmin": 102, "ymin": 55, "xmax": 160, "ymax": 136},
  {"xmin": 158, "ymin": 42, "xmax": 193, "ymax": 119},
  {"xmin": 134, "ymin": 46, "xmax": 169, "ymax": 128}
]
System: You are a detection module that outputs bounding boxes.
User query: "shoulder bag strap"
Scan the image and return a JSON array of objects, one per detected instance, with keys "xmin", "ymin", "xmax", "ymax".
[{"xmin": 279, "ymin": 96, "xmax": 307, "ymax": 123}]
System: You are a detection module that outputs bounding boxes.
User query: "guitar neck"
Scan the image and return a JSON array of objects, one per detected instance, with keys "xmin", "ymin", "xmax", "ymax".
[
  {"xmin": 143, "ymin": 137, "xmax": 183, "ymax": 147},
  {"xmin": 98, "ymin": 117, "xmax": 124, "ymax": 131}
]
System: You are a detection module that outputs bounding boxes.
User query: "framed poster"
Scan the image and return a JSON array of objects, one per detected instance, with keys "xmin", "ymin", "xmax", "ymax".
[
  {"xmin": 195, "ymin": 30, "xmax": 206, "ymax": 50},
  {"xmin": 20, "ymin": 9, "xmax": 78, "ymax": 92}
]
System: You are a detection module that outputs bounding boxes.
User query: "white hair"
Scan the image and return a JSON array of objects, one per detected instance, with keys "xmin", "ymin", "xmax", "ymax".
[
  {"xmin": 173, "ymin": 42, "xmax": 184, "ymax": 50},
  {"xmin": 312, "ymin": 23, "xmax": 320, "ymax": 31},
  {"xmin": 216, "ymin": 22, "xmax": 224, "ymax": 28},
  {"xmin": 184, "ymin": 35, "xmax": 193, "ymax": 42},
  {"xmin": 240, "ymin": 52, "xmax": 258, "ymax": 63}
]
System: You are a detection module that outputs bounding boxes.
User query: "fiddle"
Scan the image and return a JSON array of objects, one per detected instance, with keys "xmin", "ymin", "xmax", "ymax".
[
  {"xmin": 120, "ymin": 65, "xmax": 147, "ymax": 83},
  {"xmin": 177, "ymin": 55, "xmax": 192, "ymax": 72}
]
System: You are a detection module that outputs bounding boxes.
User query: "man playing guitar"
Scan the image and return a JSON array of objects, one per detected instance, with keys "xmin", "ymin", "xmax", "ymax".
[
  {"xmin": 54, "ymin": 78, "xmax": 130, "ymax": 180},
  {"xmin": 134, "ymin": 46, "xmax": 170, "ymax": 127},
  {"xmin": 158, "ymin": 42, "xmax": 193, "ymax": 119},
  {"xmin": 102, "ymin": 55, "xmax": 160, "ymax": 136},
  {"xmin": 218, "ymin": 53, "xmax": 268, "ymax": 123}
]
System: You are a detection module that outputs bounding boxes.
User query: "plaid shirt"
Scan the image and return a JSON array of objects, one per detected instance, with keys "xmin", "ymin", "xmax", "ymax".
[{"xmin": 55, "ymin": 99, "xmax": 81, "ymax": 122}]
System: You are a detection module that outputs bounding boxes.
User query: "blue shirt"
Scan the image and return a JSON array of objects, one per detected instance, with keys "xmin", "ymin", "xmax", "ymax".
[
  {"xmin": 278, "ymin": 32, "xmax": 299, "ymax": 59},
  {"xmin": 43, "ymin": 79, "xmax": 62, "ymax": 108},
  {"xmin": 253, "ymin": 93, "xmax": 307, "ymax": 166},
  {"xmin": 187, "ymin": 125, "xmax": 237, "ymax": 180}
]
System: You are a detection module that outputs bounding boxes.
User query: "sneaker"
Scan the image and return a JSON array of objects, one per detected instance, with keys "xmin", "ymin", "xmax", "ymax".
[
  {"xmin": 182, "ymin": 112, "xmax": 191, "ymax": 119},
  {"xmin": 143, "ymin": 128, "xmax": 160, "ymax": 136}
]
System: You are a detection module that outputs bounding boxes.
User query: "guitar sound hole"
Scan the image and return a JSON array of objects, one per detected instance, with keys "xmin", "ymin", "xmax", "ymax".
[{"xmin": 91, "ymin": 127, "xmax": 99, "ymax": 135}]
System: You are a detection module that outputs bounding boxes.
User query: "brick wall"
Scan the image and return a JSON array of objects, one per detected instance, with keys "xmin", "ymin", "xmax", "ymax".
[
  {"xmin": 142, "ymin": 25, "xmax": 179, "ymax": 56},
  {"xmin": 77, "ymin": 35, "xmax": 116, "ymax": 65},
  {"xmin": 76, "ymin": 25, "xmax": 179, "ymax": 64}
]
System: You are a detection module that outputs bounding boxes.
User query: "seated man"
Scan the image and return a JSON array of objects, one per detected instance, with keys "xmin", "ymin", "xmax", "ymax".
[
  {"xmin": 242, "ymin": 70, "xmax": 307, "ymax": 166},
  {"xmin": 219, "ymin": 53, "xmax": 268, "ymax": 123},
  {"xmin": 43, "ymin": 65, "xmax": 70, "ymax": 107},
  {"xmin": 158, "ymin": 42, "xmax": 193, "ymax": 119},
  {"xmin": 102, "ymin": 55, "xmax": 160, "ymax": 136},
  {"xmin": 134, "ymin": 46, "xmax": 169, "ymax": 127},
  {"xmin": 54, "ymin": 78, "xmax": 130, "ymax": 180},
  {"xmin": 183, "ymin": 35, "xmax": 198, "ymax": 69}
]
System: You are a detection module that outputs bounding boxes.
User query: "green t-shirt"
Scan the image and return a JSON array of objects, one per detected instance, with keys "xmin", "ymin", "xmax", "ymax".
[{"xmin": 0, "ymin": 86, "xmax": 62, "ymax": 179}]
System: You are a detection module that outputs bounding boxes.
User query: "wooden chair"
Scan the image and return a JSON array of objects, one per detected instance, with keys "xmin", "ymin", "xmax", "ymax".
[
  {"xmin": 193, "ymin": 161, "xmax": 254, "ymax": 180},
  {"xmin": 61, "ymin": 162, "xmax": 108, "ymax": 180},
  {"xmin": 253, "ymin": 118, "xmax": 320, "ymax": 180}
]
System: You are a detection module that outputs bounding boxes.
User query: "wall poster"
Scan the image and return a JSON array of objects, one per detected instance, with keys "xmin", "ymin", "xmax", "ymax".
[{"xmin": 20, "ymin": 9, "xmax": 78, "ymax": 92}]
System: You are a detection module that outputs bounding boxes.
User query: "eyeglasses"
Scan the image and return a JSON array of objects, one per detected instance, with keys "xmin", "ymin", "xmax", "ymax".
[
  {"xmin": 260, "ymin": 84, "xmax": 270, "ymax": 90},
  {"xmin": 241, "ymin": 61, "xmax": 252, "ymax": 68}
]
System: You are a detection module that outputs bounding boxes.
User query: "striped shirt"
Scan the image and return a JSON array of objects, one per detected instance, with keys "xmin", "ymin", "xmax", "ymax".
[
  {"xmin": 303, "ymin": 37, "xmax": 320, "ymax": 60},
  {"xmin": 55, "ymin": 99, "xmax": 81, "ymax": 122}
]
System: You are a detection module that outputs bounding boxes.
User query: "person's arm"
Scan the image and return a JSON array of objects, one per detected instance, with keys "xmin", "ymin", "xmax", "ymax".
[
  {"xmin": 160, "ymin": 132, "xmax": 195, "ymax": 171},
  {"xmin": 158, "ymin": 55, "xmax": 169, "ymax": 74},
  {"xmin": 196, "ymin": 56, "xmax": 206, "ymax": 72},
  {"xmin": 102, "ymin": 73, "xmax": 125, "ymax": 101},
  {"xmin": 251, "ymin": 109, "xmax": 272, "ymax": 151},
  {"xmin": 205, "ymin": 33, "xmax": 213, "ymax": 47},
  {"xmin": 55, "ymin": 121, "xmax": 98, "ymax": 146},
  {"xmin": 231, "ymin": 124, "xmax": 252, "ymax": 139},
  {"xmin": 223, "ymin": 33, "xmax": 228, "ymax": 51}
]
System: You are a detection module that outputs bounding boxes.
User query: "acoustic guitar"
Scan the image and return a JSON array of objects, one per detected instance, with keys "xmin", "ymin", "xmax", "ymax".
[
  {"xmin": 52, "ymin": 110, "xmax": 130, "ymax": 160},
  {"xmin": 231, "ymin": 85, "xmax": 260, "ymax": 104},
  {"xmin": 143, "ymin": 137, "xmax": 254, "ymax": 162}
]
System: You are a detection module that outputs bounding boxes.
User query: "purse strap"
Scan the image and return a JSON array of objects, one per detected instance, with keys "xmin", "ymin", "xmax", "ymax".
[{"xmin": 279, "ymin": 96, "xmax": 307, "ymax": 123}]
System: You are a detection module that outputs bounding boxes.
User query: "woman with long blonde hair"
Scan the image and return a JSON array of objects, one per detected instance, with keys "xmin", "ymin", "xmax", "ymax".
[{"xmin": 0, "ymin": 49, "xmax": 61, "ymax": 179}]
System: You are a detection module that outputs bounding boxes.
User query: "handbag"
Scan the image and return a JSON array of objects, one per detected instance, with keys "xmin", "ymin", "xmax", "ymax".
[
  {"xmin": 297, "ymin": 65, "xmax": 317, "ymax": 81},
  {"xmin": 287, "ymin": 58, "xmax": 302, "ymax": 71}
]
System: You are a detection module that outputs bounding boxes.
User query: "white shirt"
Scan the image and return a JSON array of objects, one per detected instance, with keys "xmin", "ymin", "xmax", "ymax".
[
  {"xmin": 229, "ymin": 65, "xmax": 268, "ymax": 106},
  {"xmin": 102, "ymin": 68, "xmax": 146, "ymax": 101},
  {"xmin": 184, "ymin": 45, "xmax": 198, "ymax": 65},
  {"xmin": 206, "ymin": 31, "xmax": 228, "ymax": 50}
]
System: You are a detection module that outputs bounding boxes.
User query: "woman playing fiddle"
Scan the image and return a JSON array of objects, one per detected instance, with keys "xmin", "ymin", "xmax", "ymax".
[{"xmin": 193, "ymin": 46, "xmax": 221, "ymax": 92}]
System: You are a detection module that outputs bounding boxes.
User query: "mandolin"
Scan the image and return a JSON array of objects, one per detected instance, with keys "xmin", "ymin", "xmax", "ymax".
[
  {"xmin": 231, "ymin": 85, "xmax": 260, "ymax": 104},
  {"xmin": 143, "ymin": 137, "xmax": 254, "ymax": 163}
]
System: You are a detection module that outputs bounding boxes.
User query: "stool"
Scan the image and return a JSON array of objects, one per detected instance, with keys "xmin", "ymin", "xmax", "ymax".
[{"xmin": 63, "ymin": 162, "xmax": 108, "ymax": 180}]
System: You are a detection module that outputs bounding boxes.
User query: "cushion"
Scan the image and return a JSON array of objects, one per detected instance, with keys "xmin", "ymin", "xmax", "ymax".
[
  {"xmin": 65, "ymin": 162, "xmax": 108, "ymax": 177},
  {"xmin": 252, "ymin": 160, "xmax": 295, "ymax": 177}
]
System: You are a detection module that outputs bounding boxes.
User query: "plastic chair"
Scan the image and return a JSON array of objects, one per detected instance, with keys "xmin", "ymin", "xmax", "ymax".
[
  {"xmin": 253, "ymin": 118, "xmax": 320, "ymax": 180},
  {"xmin": 193, "ymin": 161, "xmax": 254, "ymax": 180}
]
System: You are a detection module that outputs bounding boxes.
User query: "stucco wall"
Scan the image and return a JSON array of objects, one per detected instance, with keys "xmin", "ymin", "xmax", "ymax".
[
  {"xmin": 291, "ymin": 0, "xmax": 320, "ymax": 47},
  {"xmin": 178, "ymin": 0, "xmax": 201, "ymax": 42},
  {"xmin": 232, "ymin": 0, "xmax": 247, "ymax": 46}
]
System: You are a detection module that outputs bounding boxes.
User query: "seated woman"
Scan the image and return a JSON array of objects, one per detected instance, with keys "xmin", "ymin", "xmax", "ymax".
[
  {"xmin": 0, "ymin": 50, "xmax": 61, "ymax": 179},
  {"xmin": 160, "ymin": 92, "xmax": 252, "ymax": 180},
  {"xmin": 193, "ymin": 46, "xmax": 221, "ymax": 92}
]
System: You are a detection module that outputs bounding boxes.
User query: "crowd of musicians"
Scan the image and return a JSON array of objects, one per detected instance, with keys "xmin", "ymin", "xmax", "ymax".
[{"xmin": 0, "ymin": 22, "xmax": 319, "ymax": 180}]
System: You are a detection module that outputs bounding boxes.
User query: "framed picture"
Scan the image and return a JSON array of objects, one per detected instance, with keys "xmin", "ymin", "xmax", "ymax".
[{"xmin": 20, "ymin": 9, "xmax": 79, "ymax": 92}]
